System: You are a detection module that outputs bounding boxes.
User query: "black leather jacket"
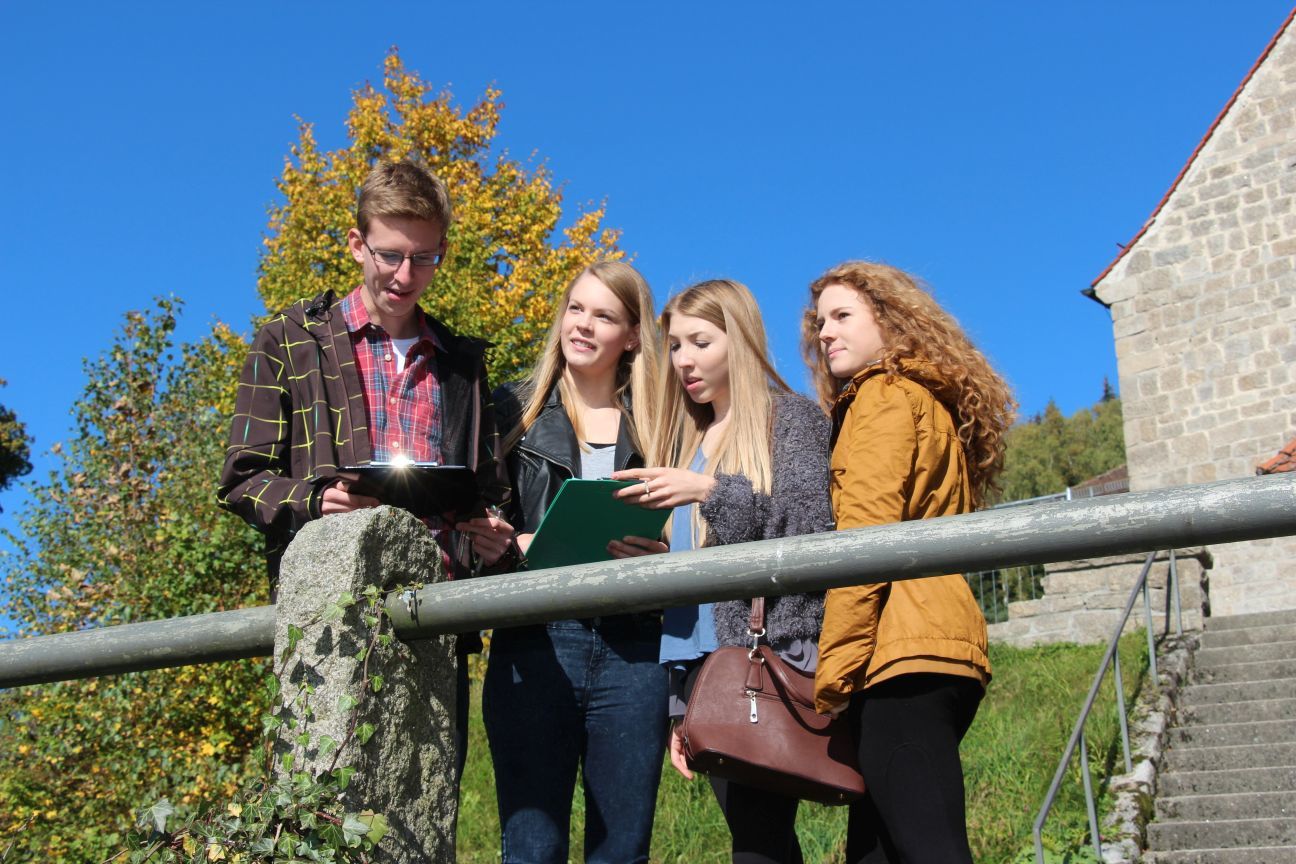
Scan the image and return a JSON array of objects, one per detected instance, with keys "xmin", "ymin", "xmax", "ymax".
[{"xmin": 493, "ymin": 382, "xmax": 643, "ymax": 535}]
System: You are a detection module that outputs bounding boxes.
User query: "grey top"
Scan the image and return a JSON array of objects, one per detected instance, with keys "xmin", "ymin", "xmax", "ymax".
[
  {"xmin": 705, "ymin": 392, "xmax": 836, "ymax": 647},
  {"xmin": 578, "ymin": 441, "xmax": 616, "ymax": 481}
]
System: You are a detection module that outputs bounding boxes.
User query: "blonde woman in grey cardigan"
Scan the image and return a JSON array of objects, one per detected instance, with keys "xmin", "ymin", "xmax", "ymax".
[{"xmin": 614, "ymin": 279, "xmax": 834, "ymax": 864}]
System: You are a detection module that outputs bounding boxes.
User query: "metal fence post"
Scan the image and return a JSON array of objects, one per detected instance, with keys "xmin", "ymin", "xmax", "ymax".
[
  {"xmin": 992, "ymin": 570, "xmax": 1001, "ymax": 623},
  {"xmin": 1113, "ymin": 650, "xmax": 1132, "ymax": 774},
  {"xmin": 1169, "ymin": 548, "xmax": 1183, "ymax": 636},
  {"xmin": 1142, "ymin": 564, "xmax": 1158, "ymax": 680},
  {"xmin": 1079, "ymin": 733, "xmax": 1102, "ymax": 862}
]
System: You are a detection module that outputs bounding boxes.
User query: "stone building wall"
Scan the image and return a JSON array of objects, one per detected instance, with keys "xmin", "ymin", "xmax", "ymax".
[{"xmin": 1091, "ymin": 13, "xmax": 1296, "ymax": 615}]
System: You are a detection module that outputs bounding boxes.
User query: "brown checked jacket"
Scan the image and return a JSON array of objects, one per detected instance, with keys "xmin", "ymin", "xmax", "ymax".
[{"xmin": 217, "ymin": 289, "xmax": 509, "ymax": 584}]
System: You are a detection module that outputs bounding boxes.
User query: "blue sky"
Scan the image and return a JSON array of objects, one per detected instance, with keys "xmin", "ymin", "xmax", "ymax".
[{"xmin": 0, "ymin": 1, "xmax": 1292, "ymax": 532}]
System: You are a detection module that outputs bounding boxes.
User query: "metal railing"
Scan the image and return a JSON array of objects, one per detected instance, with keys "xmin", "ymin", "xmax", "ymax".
[
  {"xmin": 990, "ymin": 477, "xmax": 1131, "ymax": 511},
  {"xmin": 964, "ymin": 563, "xmax": 1047, "ymax": 623},
  {"xmin": 1, "ymin": 473, "xmax": 1291, "ymax": 690},
  {"xmin": 1032, "ymin": 549, "xmax": 1184, "ymax": 863}
]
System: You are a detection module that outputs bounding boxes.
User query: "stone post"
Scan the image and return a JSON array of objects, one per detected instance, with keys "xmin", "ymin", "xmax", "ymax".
[{"xmin": 273, "ymin": 506, "xmax": 458, "ymax": 863}]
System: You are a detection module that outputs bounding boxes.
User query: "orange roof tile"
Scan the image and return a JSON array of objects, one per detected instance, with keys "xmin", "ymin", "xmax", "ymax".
[{"xmin": 1257, "ymin": 437, "xmax": 1296, "ymax": 474}]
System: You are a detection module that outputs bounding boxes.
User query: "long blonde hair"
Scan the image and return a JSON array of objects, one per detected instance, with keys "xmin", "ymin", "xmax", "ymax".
[
  {"xmin": 651, "ymin": 279, "xmax": 791, "ymax": 517},
  {"xmin": 802, "ymin": 261, "xmax": 1016, "ymax": 507},
  {"xmin": 506, "ymin": 260, "xmax": 660, "ymax": 451}
]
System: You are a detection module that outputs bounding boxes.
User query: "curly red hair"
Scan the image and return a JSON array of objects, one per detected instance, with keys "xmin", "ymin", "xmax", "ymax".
[{"xmin": 802, "ymin": 261, "xmax": 1017, "ymax": 507}]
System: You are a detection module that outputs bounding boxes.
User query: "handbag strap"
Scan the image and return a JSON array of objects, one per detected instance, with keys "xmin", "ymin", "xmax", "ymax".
[{"xmin": 748, "ymin": 597, "xmax": 767, "ymax": 636}]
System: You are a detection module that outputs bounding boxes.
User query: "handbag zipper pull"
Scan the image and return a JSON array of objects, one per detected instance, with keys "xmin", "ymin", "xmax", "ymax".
[{"xmin": 747, "ymin": 689, "xmax": 758, "ymax": 723}]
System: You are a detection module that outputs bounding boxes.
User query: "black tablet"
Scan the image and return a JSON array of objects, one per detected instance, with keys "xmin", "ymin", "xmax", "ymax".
[{"xmin": 338, "ymin": 463, "xmax": 480, "ymax": 520}]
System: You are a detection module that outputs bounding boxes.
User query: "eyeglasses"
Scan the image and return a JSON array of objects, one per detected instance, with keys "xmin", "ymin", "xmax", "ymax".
[{"xmin": 362, "ymin": 237, "xmax": 444, "ymax": 269}]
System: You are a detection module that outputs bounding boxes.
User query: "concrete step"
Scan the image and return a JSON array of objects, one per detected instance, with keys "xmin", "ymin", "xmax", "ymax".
[
  {"xmin": 1146, "ymin": 816, "xmax": 1296, "ymax": 851},
  {"xmin": 1164, "ymin": 741, "xmax": 1296, "ymax": 772},
  {"xmin": 1180, "ymin": 677, "xmax": 1296, "ymax": 706},
  {"xmin": 1159, "ymin": 765, "xmax": 1296, "ymax": 797},
  {"xmin": 1173, "ymin": 718, "xmax": 1296, "ymax": 748},
  {"xmin": 1195, "ymin": 640, "xmax": 1296, "ymax": 668},
  {"xmin": 1200, "ymin": 623, "xmax": 1296, "ymax": 650},
  {"xmin": 1180, "ymin": 697, "xmax": 1296, "ymax": 726},
  {"xmin": 1147, "ymin": 846, "xmax": 1296, "ymax": 864},
  {"xmin": 1143, "ymin": 613, "xmax": 1296, "ymax": 863},
  {"xmin": 1205, "ymin": 610, "xmax": 1296, "ymax": 631},
  {"xmin": 1193, "ymin": 656, "xmax": 1296, "ymax": 684},
  {"xmin": 1156, "ymin": 790, "xmax": 1296, "ymax": 821}
]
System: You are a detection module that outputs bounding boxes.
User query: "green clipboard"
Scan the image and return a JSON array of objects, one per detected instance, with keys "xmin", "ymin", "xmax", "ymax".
[{"xmin": 524, "ymin": 479, "xmax": 670, "ymax": 570}]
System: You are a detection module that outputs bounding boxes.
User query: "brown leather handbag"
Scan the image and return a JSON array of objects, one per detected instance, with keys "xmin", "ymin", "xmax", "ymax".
[{"xmin": 679, "ymin": 598, "xmax": 866, "ymax": 805}]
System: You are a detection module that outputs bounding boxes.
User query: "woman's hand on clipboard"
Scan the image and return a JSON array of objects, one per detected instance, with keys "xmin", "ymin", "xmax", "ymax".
[{"xmin": 611, "ymin": 467, "xmax": 716, "ymax": 510}]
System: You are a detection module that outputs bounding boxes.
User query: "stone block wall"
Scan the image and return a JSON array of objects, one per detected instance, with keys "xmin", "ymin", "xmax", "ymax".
[
  {"xmin": 1092, "ymin": 17, "xmax": 1296, "ymax": 615},
  {"xmin": 988, "ymin": 549, "xmax": 1207, "ymax": 647}
]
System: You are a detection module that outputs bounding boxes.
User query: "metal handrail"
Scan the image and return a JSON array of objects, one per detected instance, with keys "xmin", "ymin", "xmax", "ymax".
[
  {"xmin": 0, "ymin": 473, "xmax": 1292, "ymax": 689},
  {"xmin": 1, "ymin": 474, "xmax": 1291, "ymax": 689},
  {"xmin": 1032, "ymin": 549, "xmax": 1181, "ymax": 863}
]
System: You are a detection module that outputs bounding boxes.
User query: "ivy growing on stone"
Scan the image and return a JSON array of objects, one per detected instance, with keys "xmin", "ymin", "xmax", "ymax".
[{"xmin": 109, "ymin": 584, "xmax": 410, "ymax": 863}]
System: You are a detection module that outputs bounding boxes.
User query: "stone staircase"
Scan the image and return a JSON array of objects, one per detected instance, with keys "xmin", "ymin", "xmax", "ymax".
[{"xmin": 1146, "ymin": 609, "xmax": 1296, "ymax": 863}]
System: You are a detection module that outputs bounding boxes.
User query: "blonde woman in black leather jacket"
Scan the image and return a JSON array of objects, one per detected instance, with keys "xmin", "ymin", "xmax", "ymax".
[{"xmin": 485, "ymin": 260, "xmax": 665, "ymax": 864}]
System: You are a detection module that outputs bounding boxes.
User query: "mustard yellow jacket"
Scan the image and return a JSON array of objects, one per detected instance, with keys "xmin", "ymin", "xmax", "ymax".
[{"xmin": 813, "ymin": 363, "xmax": 991, "ymax": 714}]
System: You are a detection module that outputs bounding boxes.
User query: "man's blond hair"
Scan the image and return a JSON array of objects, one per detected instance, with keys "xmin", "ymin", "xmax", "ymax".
[{"xmin": 356, "ymin": 160, "xmax": 453, "ymax": 235}]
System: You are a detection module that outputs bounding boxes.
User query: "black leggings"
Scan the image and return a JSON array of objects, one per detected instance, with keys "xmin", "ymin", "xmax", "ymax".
[
  {"xmin": 708, "ymin": 774, "xmax": 805, "ymax": 864},
  {"xmin": 844, "ymin": 673, "xmax": 983, "ymax": 864}
]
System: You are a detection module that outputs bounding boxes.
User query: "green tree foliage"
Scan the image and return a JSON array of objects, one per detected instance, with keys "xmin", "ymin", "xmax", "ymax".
[
  {"xmin": 259, "ymin": 49, "xmax": 621, "ymax": 383},
  {"xmin": 0, "ymin": 378, "xmax": 32, "ymax": 508},
  {"xmin": 996, "ymin": 394, "xmax": 1126, "ymax": 503},
  {"xmin": 0, "ymin": 300, "xmax": 268, "ymax": 861}
]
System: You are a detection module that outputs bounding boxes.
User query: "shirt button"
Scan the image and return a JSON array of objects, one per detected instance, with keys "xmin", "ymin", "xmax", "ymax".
[
  {"xmin": 391, "ymin": 442, "xmax": 400, "ymax": 449},
  {"xmin": 384, "ymin": 354, "xmax": 393, "ymax": 362},
  {"xmin": 389, "ymin": 397, "xmax": 397, "ymax": 405}
]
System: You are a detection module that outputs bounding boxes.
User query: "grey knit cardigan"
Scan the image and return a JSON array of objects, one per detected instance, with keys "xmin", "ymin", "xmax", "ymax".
[{"xmin": 704, "ymin": 392, "xmax": 835, "ymax": 647}]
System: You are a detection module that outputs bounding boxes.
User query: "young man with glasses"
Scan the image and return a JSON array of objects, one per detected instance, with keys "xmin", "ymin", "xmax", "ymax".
[{"xmin": 218, "ymin": 159, "xmax": 514, "ymax": 773}]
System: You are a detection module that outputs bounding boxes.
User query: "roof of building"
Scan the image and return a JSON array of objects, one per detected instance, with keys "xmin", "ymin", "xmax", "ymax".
[
  {"xmin": 1071, "ymin": 463, "xmax": 1129, "ymax": 497},
  {"xmin": 1091, "ymin": 7, "xmax": 1296, "ymax": 289},
  {"xmin": 1257, "ymin": 437, "xmax": 1296, "ymax": 474}
]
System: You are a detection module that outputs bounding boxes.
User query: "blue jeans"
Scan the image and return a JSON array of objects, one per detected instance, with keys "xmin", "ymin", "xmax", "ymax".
[{"xmin": 483, "ymin": 615, "xmax": 668, "ymax": 864}]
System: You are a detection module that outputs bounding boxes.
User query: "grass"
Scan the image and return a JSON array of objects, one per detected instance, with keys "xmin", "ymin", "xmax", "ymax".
[{"xmin": 457, "ymin": 634, "xmax": 1150, "ymax": 863}]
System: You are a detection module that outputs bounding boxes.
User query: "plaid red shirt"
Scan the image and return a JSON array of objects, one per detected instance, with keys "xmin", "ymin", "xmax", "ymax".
[
  {"xmin": 340, "ymin": 287, "xmax": 455, "ymax": 560},
  {"xmin": 340, "ymin": 287, "xmax": 447, "ymax": 465}
]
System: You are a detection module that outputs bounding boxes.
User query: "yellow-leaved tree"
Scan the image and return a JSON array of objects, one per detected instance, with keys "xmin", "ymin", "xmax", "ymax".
[
  {"xmin": 0, "ymin": 51, "xmax": 621, "ymax": 861},
  {"xmin": 259, "ymin": 49, "xmax": 622, "ymax": 381}
]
